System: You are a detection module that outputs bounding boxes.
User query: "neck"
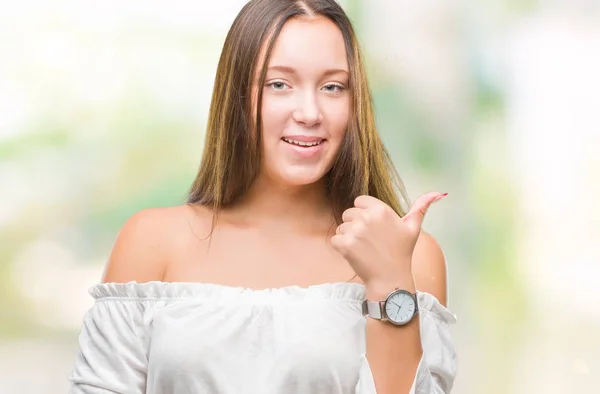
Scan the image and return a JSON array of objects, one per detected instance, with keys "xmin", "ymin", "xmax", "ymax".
[{"xmin": 225, "ymin": 174, "xmax": 334, "ymax": 231}]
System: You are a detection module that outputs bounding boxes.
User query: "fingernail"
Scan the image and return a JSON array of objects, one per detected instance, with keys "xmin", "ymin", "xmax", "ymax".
[{"xmin": 433, "ymin": 193, "xmax": 448, "ymax": 203}]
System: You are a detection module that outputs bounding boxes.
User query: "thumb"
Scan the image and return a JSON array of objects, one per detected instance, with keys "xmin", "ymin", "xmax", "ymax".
[{"xmin": 403, "ymin": 192, "xmax": 447, "ymax": 231}]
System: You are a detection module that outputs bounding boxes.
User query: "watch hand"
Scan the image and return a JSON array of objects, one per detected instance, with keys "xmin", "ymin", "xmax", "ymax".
[{"xmin": 399, "ymin": 298, "xmax": 406, "ymax": 309}]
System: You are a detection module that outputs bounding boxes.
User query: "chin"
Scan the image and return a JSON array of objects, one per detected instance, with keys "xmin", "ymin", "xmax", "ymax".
[{"xmin": 271, "ymin": 167, "xmax": 329, "ymax": 187}]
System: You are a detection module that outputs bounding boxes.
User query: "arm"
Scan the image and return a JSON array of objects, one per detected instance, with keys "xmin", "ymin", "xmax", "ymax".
[
  {"xmin": 101, "ymin": 208, "xmax": 170, "ymax": 283},
  {"xmin": 69, "ymin": 291, "xmax": 150, "ymax": 393},
  {"xmin": 364, "ymin": 231, "xmax": 449, "ymax": 394},
  {"xmin": 70, "ymin": 208, "xmax": 168, "ymax": 393},
  {"xmin": 331, "ymin": 192, "xmax": 456, "ymax": 394}
]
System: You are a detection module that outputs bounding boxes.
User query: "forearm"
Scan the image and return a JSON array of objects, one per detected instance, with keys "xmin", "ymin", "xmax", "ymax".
[{"xmin": 364, "ymin": 269, "xmax": 422, "ymax": 394}]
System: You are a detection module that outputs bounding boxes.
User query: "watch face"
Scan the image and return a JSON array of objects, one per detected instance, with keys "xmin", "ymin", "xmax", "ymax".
[{"xmin": 385, "ymin": 290, "xmax": 417, "ymax": 325}]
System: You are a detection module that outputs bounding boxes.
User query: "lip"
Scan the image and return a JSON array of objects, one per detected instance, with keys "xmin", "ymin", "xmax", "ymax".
[
  {"xmin": 281, "ymin": 135, "xmax": 326, "ymax": 143},
  {"xmin": 281, "ymin": 138, "xmax": 326, "ymax": 158}
]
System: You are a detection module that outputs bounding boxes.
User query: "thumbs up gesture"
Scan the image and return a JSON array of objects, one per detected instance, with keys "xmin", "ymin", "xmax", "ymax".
[{"xmin": 331, "ymin": 192, "xmax": 447, "ymax": 289}]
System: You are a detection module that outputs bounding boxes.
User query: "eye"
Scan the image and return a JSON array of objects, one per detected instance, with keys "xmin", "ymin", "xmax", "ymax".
[
  {"xmin": 322, "ymin": 83, "xmax": 345, "ymax": 93},
  {"xmin": 266, "ymin": 80, "xmax": 289, "ymax": 91}
]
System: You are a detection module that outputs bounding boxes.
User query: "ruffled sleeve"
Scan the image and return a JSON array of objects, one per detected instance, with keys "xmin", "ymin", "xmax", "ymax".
[
  {"xmin": 356, "ymin": 292, "xmax": 458, "ymax": 394},
  {"xmin": 68, "ymin": 283, "xmax": 159, "ymax": 393}
]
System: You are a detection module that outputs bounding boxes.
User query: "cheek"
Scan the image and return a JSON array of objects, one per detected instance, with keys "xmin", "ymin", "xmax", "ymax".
[
  {"xmin": 326, "ymin": 99, "xmax": 351, "ymax": 142},
  {"xmin": 260, "ymin": 95, "xmax": 291, "ymax": 138}
]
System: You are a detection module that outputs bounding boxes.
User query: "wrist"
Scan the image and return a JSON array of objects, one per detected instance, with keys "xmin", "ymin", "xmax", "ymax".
[{"xmin": 365, "ymin": 271, "xmax": 416, "ymax": 300}]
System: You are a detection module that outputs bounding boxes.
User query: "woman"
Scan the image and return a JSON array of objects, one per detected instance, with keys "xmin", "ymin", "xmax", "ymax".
[{"xmin": 69, "ymin": 0, "xmax": 457, "ymax": 393}]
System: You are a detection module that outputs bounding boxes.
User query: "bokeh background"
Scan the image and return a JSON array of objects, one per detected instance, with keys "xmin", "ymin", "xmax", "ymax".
[{"xmin": 1, "ymin": 0, "xmax": 599, "ymax": 392}]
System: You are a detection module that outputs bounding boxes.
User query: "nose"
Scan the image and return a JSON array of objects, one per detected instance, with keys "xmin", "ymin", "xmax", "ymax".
[{"xmin": 292, "ymin": 91, "xmax": 323, "ymax": 127}]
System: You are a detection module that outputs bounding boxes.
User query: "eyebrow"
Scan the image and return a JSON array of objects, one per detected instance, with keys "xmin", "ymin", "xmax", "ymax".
[{"xmin": 267, "ymin": 65, "xmax": 349, "ymax": 77}]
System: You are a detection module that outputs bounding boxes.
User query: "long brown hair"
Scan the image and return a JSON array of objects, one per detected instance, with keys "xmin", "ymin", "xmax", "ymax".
[{"xmin": 187, "ymin": 0, "xmax": 409, "ymax": 222}]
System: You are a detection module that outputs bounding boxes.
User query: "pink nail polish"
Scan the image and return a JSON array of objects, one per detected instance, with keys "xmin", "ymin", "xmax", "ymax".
[{"xmin": 433, "ymin": 193, "xmax": 448, "ymax": 203}]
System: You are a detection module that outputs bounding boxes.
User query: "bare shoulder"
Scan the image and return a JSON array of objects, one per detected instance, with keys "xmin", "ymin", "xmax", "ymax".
[
  {"xmin": 411, "ymin": 230, "xmax": 449, "ymax": 306},
  {"xmin": 101, "ymin": 204, "xmax": 206, "ymax": 283}
]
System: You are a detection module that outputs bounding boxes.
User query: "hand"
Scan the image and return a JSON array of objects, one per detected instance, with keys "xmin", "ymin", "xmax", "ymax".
[{"xmin": 331, "ymin": 192, "xmax": 447, "ymax": 288}]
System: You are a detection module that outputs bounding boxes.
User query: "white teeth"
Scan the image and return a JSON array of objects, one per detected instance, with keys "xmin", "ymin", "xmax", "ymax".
[{"xmin": 282, "ymin": 137, "xmax": 322, "ymax": 147}]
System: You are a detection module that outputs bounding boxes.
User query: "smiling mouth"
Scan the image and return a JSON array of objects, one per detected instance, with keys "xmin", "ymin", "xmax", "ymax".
[{"xmin": 281, "ymin": 137, "xmax": 324, "ymax": 147}]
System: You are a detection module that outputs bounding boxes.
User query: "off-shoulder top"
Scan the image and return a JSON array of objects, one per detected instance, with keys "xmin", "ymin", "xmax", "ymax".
[{"xmin": 69, "ymin": 281, "xmax": 457, "ymax": 393}]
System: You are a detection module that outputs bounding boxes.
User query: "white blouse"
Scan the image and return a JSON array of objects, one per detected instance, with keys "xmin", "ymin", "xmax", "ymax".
[{"xmin": 69, "ymin": 281, "xmax": 457, "ymax": 393}]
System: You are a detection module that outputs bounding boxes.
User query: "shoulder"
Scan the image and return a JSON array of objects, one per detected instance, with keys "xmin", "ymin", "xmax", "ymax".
[
  {"xmin": 101, "ymin": 204, "xmax": 207, "ymax": 283},
  {"xmin": 411, "ymin": 230, "xmax": 448, "ymax": 306}
]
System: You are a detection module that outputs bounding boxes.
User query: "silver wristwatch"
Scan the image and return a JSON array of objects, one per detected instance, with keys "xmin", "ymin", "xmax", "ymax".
[{"xmin": 362, "ymin": 288, "xmax": 419, "ymax": 326}]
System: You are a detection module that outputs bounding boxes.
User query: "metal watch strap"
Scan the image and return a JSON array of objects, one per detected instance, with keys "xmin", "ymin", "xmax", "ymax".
[{"xmin": 362, "ymin": 300, "xmax": 386, "ymax": 320}]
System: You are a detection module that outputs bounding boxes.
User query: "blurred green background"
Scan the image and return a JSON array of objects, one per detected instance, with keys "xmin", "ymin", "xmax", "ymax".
[{"xmin": 1, "ymin": 0, "xmax": 599, "ymax": 392}]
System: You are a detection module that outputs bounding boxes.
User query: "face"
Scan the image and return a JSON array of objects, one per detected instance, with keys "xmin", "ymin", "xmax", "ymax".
[{"xmin": 257, "ymin": 16, "xmax": 350, "ymax": 187}]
